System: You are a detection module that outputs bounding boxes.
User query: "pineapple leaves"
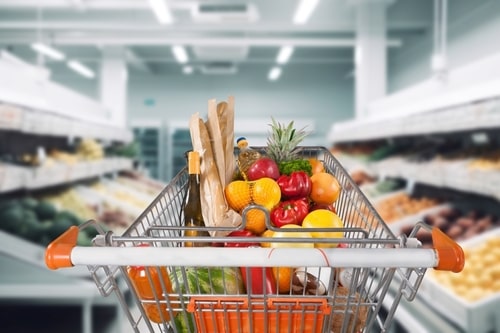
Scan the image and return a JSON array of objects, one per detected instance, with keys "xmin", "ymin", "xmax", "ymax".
[{"xmin": 265, "ymin": 117, "xmax": 309, "ymax": 165}]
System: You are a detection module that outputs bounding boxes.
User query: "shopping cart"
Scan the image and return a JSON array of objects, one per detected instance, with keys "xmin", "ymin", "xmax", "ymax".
[{"xmin": 45, "ymin": 146, "xmax": 464, "ymax": 333}]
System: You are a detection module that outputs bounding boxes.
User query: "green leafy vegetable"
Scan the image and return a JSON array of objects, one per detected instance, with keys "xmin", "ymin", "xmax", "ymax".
[{"xmin": 278, "ymin": 159, "xmax": 312, "ymax": 176}]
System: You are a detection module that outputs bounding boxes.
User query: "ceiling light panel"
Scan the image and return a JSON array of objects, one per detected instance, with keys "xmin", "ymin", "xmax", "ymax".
[
  {"xmin": 172, "ymin": 45, "xmax": 189, "ymax": 64},
  {"xmin": 191, "ymin": 3, "xmax": 259, "ymax": 23},
  {"xmin": 268, "ymin": 66, "xmax": 282, "ymax": 81},
  {"xmin": 293, "ymin": 0, "xmax": 320, "ymax": 25},
  {"xmin": 193, "ymin": 46, "xmax": 249, "ymax": 61},
  {"xmin": 276, "ymin": 46, "xmax": 294, "ymax": 64},
  {"xmin": 31, "ymin": 43, "xmax": 66, "ymax": 61},
  {"xmin": 149, "ymin": 0, "xmax": 173, "ymax": 24},
  {"xmin": 67, "ymin": 60, "xmax": 95, "ymax": 79},
  {"xmin": 201, "ymin": 62, "xmax": 237, "ymax": 75}
]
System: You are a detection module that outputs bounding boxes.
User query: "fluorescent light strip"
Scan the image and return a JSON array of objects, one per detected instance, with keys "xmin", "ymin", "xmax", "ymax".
[
  {"xmin": 293, "ymin": 0, "xmax": 320, "ymax": 25},
  {"xmin": 268, "ymin": 67, "xmax": 282, "ymax": 81},
  {"xmin": 276, "ymin": 46, "xmax": 294, "ymax": 64},
  {"xmin": 31, "ymin": 42, "xmax": 66, "ymax": 61},
  {"xmin": 183, "ymin": 66, "xmax": 194, "ymax": 74},
  {"xmin": 148, "ymin": 0, "xmax": 173, "ymax": 24},
  {"xmin": 172, "ymin": 45, "xmax": 188, "ymax": 64},
  {"xmin": 67, "ymin": 60, "xmax": 95, "ymax": 79}
]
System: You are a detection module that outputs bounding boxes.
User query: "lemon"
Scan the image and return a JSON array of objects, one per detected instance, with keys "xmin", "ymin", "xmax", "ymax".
[{"xmin": 302, "ymin": 209, "xmax": 344, "ymax": 248}]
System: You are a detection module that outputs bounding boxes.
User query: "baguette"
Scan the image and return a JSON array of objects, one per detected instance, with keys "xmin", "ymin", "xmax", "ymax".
[
  {"xmin": 189, "ymin": 111, "xmax": 241, "ymax": 235},
  {"xmin": 206, "ymin": 99, "xmax": 226, "ymax": 187},
  {"xmin": 221, "ymin": 96, "xmax": 236, "ymax": 185}
]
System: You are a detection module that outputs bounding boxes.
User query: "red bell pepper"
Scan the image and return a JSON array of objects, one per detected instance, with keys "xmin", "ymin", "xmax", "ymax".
[
  {"xmin": 224, "ymin": 230, "xmax": 259, "ymax": 247},
  {"xmin": 276, "ymin": 171, "xmax": 312, "ymax": 199},
  {"xmin": 223, "ymin": 231, "xmax": 277, "ymax": 294},
  {"xmin": 270, "ymin": 198, "xmax": 310, "ymax": 227}
]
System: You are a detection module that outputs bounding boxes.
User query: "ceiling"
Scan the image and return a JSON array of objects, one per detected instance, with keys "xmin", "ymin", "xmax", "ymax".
[{"xmin": 0, "ymin": 0, "xmax": 433, "ymax": 82}]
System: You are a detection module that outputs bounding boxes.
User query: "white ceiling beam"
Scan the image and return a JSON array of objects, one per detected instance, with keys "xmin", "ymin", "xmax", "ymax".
[
  {"xmin": 54, "ymin": 36, "xmax": 403, "ymax": 48},
  {"xmin": 0, "ymin": 0, "xmax": 194, "ymax": 10},
  {"xmin": 42, "ymin": 57, "xmax": 354, "ymax": 64},
  {"xmin": 0, "ymin": 34, "xmax": 403, "ymax": 48},
  {"xmin": 0, "ymin": 21, "xmax": 428, "ymax": 33}
]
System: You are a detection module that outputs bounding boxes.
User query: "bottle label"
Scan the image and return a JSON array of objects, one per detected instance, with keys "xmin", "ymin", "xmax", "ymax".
[{"xmin": 188, "ymin": 151, "xmax": 200, "ymax": 174}]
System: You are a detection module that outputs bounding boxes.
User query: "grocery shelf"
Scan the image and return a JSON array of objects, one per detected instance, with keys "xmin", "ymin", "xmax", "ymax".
[
  {"xmin": 369, "ymin": 157, "xmax": 500, "ymax": 201},
  {"xmin": 0, "ymin": 157, "xmax": 134, "ymax": 193},
  {"xmin": 0, "ymin": 103, "xmax": 133, "ymax": 143},
  {"xmin": 0, "ymin": 252, "xmax": 124, "ymax": 333},
  {"xmin": 329, "ymin": 97, "xmax": 500, "ymax": 143},
  {"xmin": 0, "ymin": 230, "xmax": 90, "ymax": 278}
]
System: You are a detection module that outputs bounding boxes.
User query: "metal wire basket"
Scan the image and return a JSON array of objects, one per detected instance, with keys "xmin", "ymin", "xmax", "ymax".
[{"xmin": 45, "ymin": 146, "xmax": 464, "ymax": 333}]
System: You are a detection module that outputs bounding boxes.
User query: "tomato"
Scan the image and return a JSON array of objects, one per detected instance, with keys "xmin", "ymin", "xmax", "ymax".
[
  {"xmin": 310, "ymin": 172, "xmax": 341, "ymax": 205},
  {"xmin": 271, "ymin": 224, "xmax": 314, "ymax": 248},
  {"xmin": 302, "ymin": 209, "xmax": 344, "ymax": 248}
]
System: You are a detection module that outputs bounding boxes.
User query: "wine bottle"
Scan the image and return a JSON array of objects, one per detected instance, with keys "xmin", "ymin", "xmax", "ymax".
[{"xmin": 184, "ymin": 151, "xmax": 209, "ymax": 247}]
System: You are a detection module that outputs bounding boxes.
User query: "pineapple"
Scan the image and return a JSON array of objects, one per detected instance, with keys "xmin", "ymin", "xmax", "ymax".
[{"xmin": 265, "ymin": 118, "xmax": 311, "ymax": 175}]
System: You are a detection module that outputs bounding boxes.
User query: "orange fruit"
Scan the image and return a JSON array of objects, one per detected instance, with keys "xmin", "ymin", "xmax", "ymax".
[
  {"xmin": 309, "ymin": 158, "xmax": 325, "ymax": 174},
  {"xmin": 310, "ymin": 172, "xmax": 341, "ymax": 204},
  {"xmin": 225, "ymin": 180, "xmax": 251, "ymax": 212},
  {"xmin": 272, "ymin": 266, "xmax": 294, "ymax": 293},
  {"xmin": 251, "ymin": 177, "xmax": 281, "ymax": 208},
  {"xmin": 243, "ymin": 206, "xmax": 270, "ymax": 235},
  {"xmin": 260, "ymin": 229, "xmax": 274, "ymax": 247},
  {"xmin": 302, "ymin": 209, "xmax": 344, "ymax": 248}
]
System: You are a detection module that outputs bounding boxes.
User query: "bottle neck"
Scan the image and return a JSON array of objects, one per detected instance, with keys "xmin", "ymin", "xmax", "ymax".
[{"xmin": 188, "ymin": 151, "xmax": 200, "ymax": 175}]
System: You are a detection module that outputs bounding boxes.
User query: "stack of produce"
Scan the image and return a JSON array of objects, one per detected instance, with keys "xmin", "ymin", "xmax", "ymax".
[
  {"xmin": 0, "ymin": 197, "xmax": 97, "ymax": 246},
  {"xmin": 374, "ymin": 192, "xmax": 441, "ymax": 223},
  {"xmin": 400, "ymin": 206, "xmax": 499, "ymax": 246},
  {"xmin": 90, "ymin": 181, "xmax": 150, "ymax": 211},
  {"xmin": 429, "ymin": 234, "xmax": 500, "ymax": 302},
  {"xmin": 468, "ymin": 150, "xmax": 500, "ymax": 170},
  {"xmin": 41, "ymin": 188, "xmax": 97, "ymax": 220},
  {"xmin": 77, "ymin": 138, "xmax": 104, "ymax": 160}
]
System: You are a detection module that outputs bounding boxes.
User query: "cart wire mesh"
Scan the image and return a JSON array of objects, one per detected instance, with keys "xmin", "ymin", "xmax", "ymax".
[{"xmin": 85, "ymin": 147, "xmax": 431, "ymax": 333}]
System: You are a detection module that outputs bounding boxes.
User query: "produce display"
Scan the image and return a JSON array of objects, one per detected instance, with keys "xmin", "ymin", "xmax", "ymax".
[
  {"xmin": 400, "ymin": 206, "xmax": 499, "ymax": 247},
  {"xmin": 0, "ymin": 197, "xmax": 97, "ymax": 246},
  {"xmin": 360, "ymin": 179, "xmax": 405, "ymax": 202},
  {"xmin": 41, "ymin": 188, "xmax": 97, "ymax": 220},
  {"xmin": 0, "ymin": 171, "xmax": 165, "ymax": 248},
  {"xmin": 77, "ymin": 138, "xmax": 104, "ymax": 160},
  {"xmin": 468, "ymin": 150, "xmax": 500, "ymax": 170},
  {"xmin": 90, "ymin": 181, "xmax": 151, "ymax": 211},
  {"xmin": 428, "ymin": 234, "xmax": 500, "ymax": 302},
  {"xmin": 374, "ymin": 192, "xmax": 441, "ymax": 223}
]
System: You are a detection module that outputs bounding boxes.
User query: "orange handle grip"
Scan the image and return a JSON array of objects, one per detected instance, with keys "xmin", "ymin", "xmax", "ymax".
[
  {"xmin": 45, "ymin": 225, "xmax": 79, "ymax": 270},
  {"xmin": 432, "ymin": 227, "xmax": 465, "ymax": 273}
]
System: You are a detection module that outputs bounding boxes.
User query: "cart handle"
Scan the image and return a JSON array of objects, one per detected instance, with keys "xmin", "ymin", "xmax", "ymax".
[
  {"xmin": 45, "ymin": 225, "xmax": 78, "ymax": 270},
  {"xmin": 432, "ymin": 227, "xmax": 464, "ymax": 273}
]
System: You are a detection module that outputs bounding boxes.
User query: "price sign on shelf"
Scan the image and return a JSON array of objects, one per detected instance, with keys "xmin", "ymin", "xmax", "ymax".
[
  {"xmin": 0, "ymin": 104, "xmax": 23, "ymax": 130},
  {"xmin": 471, "ymin": 132, "xmax": 489, "ymax": 145}
]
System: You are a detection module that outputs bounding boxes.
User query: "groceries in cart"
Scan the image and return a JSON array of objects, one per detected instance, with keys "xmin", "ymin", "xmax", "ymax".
[{"xmin": 45, "ymin": 97, "xmax": 465, "ymax": 333}]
